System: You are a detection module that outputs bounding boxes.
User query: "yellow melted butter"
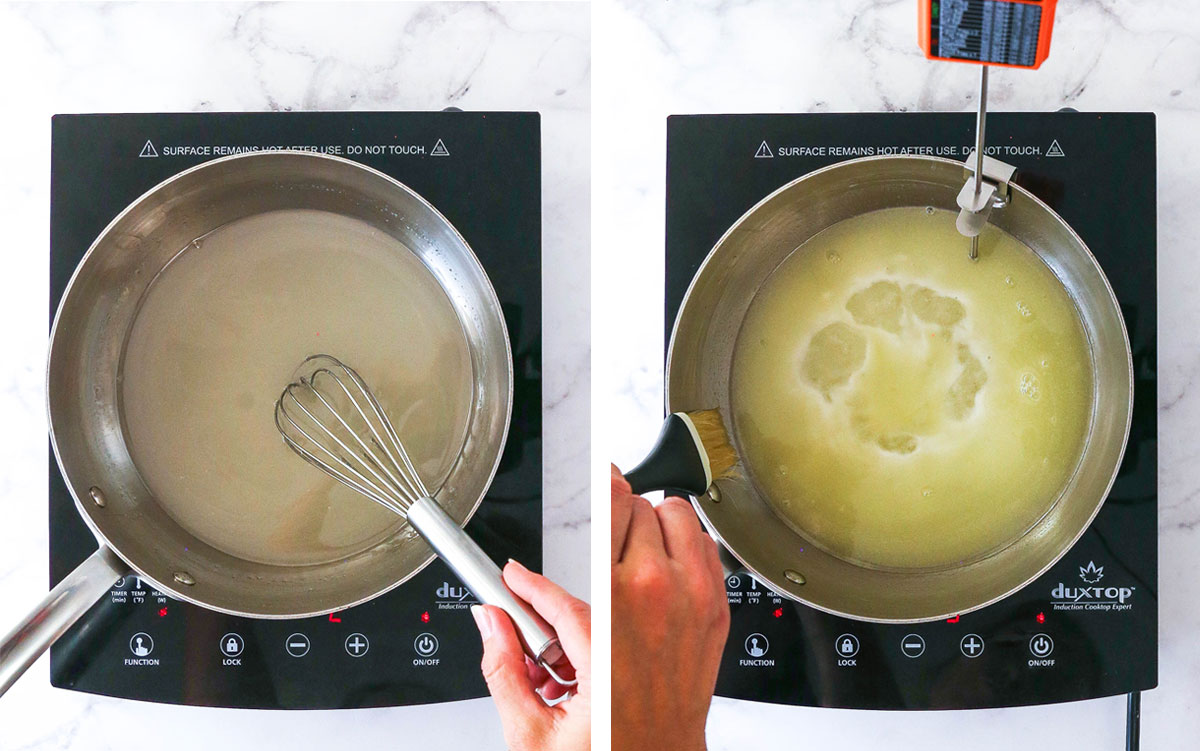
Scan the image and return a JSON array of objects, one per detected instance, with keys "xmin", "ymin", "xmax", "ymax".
[{"xmin": 730, "ymin": 207, "xmax": 1094, "ymax": 570}]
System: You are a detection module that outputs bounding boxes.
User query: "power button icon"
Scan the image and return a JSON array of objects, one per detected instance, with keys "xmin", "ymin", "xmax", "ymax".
[
  {"xmin": 1029, "ymin": 633, "xmax": 1054, "ymax": 658},
  {"xmin": 414, "ymin": 632, "xmax": 439, "ymax": 657}
]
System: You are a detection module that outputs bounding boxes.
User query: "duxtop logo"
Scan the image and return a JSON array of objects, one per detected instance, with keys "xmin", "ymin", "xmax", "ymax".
[
  {"xmin": 435, "ymin": 581, "xmax": 475, "ymax": 609},
  {"xmin": 1050, "ymin": 560, "xmax": 1133, "ymax": 612},
  {"xmin": 1079, "ymin": 560, "xmax": 1105, "ymax": 584}
]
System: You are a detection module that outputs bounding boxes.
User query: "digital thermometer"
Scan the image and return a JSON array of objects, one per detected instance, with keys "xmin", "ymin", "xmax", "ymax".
[
  {"xmin": 918, "ymin": 0, "xmax": 1057, "ymax": 257},
  {"xmin": 919, "ymin": 0, "xmax": 1057, "ymax": 69}
]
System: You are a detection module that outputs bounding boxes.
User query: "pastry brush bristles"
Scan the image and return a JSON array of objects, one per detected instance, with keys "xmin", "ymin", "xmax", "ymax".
[{"xmin": 684, "ymin": 408, "xmax": 737, "ymax": 480}]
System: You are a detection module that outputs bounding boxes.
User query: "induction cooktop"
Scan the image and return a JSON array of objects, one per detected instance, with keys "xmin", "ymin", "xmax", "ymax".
[
  {"xmin": 48, "ymin": 111, "xmax": 543, "ymax": 709},
  {"xmin": 665, "ymin": 112, "xmax": 1157, "ymax": 710}
]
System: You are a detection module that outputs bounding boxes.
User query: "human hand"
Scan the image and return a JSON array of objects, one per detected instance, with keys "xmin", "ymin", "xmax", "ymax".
[
  {"xmin": 611, "ymin": 464, "xmax": 730, "ymax": 751},
  {"xmin": 472, "ymin": 560, "xmax": 591, "ymax": 751}
]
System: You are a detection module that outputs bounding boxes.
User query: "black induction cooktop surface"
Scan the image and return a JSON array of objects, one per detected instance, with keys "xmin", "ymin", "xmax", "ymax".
[
  {"xmin": 48, "ymin": 111, "xmax": 542, "ymax": 709},
  {"xmin": 665, "ymin": 112, "xmax": 1157, "ymax": 709}
]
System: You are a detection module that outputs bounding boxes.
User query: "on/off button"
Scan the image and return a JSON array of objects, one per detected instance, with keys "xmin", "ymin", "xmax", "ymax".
[
  {"xmin": 414, "ymin": 632, "xmax": 440, "ymax": 667},
  {"xmin": 414, "ymin": 633, "xmax": 439, "ymax": 657},
  {"xmin": 1029, "ymin": 633, "xmax": 1054, "ymax": 658}
]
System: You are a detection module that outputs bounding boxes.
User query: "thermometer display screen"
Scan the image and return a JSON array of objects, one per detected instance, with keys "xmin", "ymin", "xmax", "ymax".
[{"xmin": 922, "ymin": 0, "xmax": 1054, "ymax": 69}]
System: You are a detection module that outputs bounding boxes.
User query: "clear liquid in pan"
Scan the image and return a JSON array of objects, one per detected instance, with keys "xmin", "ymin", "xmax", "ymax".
[
  {"xmin": 120, "ymin": 209, "xmax": 474, "ymax": 567},
  {"xmin": 730, "ymin": 207, "xmax": 1094, "ymax": 570}
]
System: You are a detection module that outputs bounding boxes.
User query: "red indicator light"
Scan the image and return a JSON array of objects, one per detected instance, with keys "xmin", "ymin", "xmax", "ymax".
[
  {"xmin": 1036, "ymin": 612, "xmax": 1046, "ymax": 624},
  {"xmin": 329, "ymin": 613, "xmax": 342, "ymax": 623},
  {"xmin": 421, "ymin": 611, "xmax": 431, "ymax": 623},
  {"xmin": 773, "ymin": 608, "xmax": 783, "ymax": 618},
  {"xmin": 946, "ymin": 615, "xmax": 960, "ymax": 624},
  {"xmin": 158, "ymin": 607, "xmax": 168, "ymax": 617}
]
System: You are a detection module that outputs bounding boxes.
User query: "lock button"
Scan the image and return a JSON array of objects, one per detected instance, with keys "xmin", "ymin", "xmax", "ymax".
[
  {"xmin": 835, "ymin": 633, "xmax": 860, "ymax": 658},
  {"xmin": 219, "ymin": 632, "xmax": 245, "ymax": 657}
]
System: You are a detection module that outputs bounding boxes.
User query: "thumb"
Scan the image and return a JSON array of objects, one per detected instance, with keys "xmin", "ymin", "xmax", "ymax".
[{"xmin": 472, "ymin": 604, "xmax": 551, "ymax": 728}]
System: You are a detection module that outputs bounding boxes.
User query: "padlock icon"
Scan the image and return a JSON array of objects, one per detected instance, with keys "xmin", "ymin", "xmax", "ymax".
[
  {"xmin": 221, "ymin": 634, "xmax": 242, "ymax": 656},
  {"xmin": 226, "ymin": 637, "xmax": 238, "ymax": 653},
  {"xmin": 840, "ymin": 638, "xmax": 854, "ymax": 654}
]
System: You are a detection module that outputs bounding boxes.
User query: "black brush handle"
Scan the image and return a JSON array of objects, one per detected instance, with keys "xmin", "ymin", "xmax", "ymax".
[{"xmin": 626, "ymin": 413, "xmax": 709, "ymax": 496}]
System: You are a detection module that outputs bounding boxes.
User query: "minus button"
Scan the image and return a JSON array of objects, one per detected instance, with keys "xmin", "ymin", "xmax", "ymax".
[
  {"xmin": 285, "ymin": 633, "xmax": 311, "ymax": 657},
  {"xmin": 900, "ymin": 634, "xmax": 926, "ymax": 658}
]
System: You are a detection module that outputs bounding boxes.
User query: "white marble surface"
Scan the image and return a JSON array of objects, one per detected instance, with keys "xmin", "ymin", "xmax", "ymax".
[
  {"xmin": 596, "ymin": 0, "xmax": 1199, "ymax": 748},
  {"xmin": 0, "ymin": 2, "xmax": 588, "ymax": 749}
]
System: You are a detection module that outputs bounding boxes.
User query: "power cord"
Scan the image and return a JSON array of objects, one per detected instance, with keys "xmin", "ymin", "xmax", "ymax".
[{"xmin": 1126, "ymin": 691, "xmax": 1140, "ymax": 751}]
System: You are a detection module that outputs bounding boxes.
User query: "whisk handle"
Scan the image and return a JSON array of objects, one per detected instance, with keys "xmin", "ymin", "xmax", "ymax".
[{"xmin": 406, "ymin": 496, "xmax": 576, "ymax": 687}]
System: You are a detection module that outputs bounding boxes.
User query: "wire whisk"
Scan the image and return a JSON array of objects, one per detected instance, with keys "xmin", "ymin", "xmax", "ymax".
[
  {"xmin": 275, "ymin": 355, "xmax": 429, "ymax": 518},
  {"xmin": 274, "ymin": 354, "xmax": 576, "ymax": 689}
]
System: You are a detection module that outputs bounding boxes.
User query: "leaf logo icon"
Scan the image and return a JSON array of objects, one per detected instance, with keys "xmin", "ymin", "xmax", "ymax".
[{"xmin": 1079, "ymin": 561, "xmax": 1104, "ymax": 584}]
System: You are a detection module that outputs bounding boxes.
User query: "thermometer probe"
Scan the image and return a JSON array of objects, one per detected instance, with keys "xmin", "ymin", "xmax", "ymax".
[{"xmin": 918, "ymin": 0, "xmax": 1057, "ymax": 258}]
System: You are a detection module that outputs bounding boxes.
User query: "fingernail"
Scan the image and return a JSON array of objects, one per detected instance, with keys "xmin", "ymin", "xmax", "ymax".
[
  {"xmin": 470, "ymin": 605, "xmax": 492, "ymax": 640},
  {"xmin": 506, "ymin": 558, "xmax": 527, "ymax": 572}
]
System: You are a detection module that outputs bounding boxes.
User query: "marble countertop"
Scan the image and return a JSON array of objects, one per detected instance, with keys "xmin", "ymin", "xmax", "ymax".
[
  {"xmin": 596, "ymin": 0, "xmax": 1199, "ymax": 748},
  {"xmin": 0, "ymin": 3, "xmax": 588, "ymax": 750}
]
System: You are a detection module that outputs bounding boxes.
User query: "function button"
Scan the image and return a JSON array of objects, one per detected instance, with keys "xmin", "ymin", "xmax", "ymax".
[
  {"xmin": 1029, "ymin": 633, "xmax": 1054, "ymax": 658},
  {"xmin": 743, "ymin": 633, "xmax": 769, "ymax": 657},
  {"xmin": 900, "ymin": 634, "xmax": 926, "ymax": 658},
  {"xmin": 220, "ymin": 633, "xmax": 244, "ymax": 657},
  {"xmin": 129, "ymin": 632, "xmax": 154, "ymax": 657},
  {"xmin": 414, "ymin": 633, "xmax": 439, "ymax": 657},
  {"xmin": 960, "ymin": 633, "xmax": 985, "ymax": 658},
  {"xmin": 726, "ymin": 575, "xmax": 742, "ymax": 590},
  {"xmin": 345, "ymin": 632, "xmax": 370, "ymax": 657},
  {"xmin": 835, "ymin": 634, "xmax": 860, "ymax": 658},
  {"xmin": 285, "ymin": 633, "xmax": 311, "ymax": 658}
]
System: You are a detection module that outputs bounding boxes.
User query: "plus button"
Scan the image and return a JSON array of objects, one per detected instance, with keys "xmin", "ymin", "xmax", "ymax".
[
  {"xmin": 960, "ymin": 633, "xmax": 985, "ymax": 658},
  {"xmin": 344, "ymin": 633, "xmax": 370, "ymax": 657}
]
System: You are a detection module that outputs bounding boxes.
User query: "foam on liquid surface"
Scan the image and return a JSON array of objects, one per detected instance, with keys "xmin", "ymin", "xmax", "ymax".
[{"xmin": 730, "ymin": 207, "xmax": 1093, "ymax": 570}]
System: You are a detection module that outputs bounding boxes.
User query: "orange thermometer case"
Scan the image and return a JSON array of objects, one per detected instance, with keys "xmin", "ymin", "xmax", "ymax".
[{"xmin": 919, "ymin": 0, "xmax": 1056, "ymax": 69}]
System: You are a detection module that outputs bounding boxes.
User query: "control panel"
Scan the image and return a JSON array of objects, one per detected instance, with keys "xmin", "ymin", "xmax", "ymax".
[
  {"xmin": 716, "ymin": 532, "xmax": 1154, "ymax": 709},
  {"xmin": 50, "ymin": 553, "xmax": 490, "ymax": 708}
]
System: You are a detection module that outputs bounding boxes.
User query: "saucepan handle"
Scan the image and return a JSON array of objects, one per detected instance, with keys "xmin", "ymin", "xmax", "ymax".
[
  {"xmin": 0, "ymin": 545, "xmax": 128, "ymax": 697},
  {"xmin": 405, "ymin": 496, "xmax": 577, "ymax": 688}
]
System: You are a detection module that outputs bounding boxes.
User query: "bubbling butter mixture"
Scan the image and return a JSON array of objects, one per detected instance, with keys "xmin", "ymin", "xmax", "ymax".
[
  {"xmin": 121, "ymin": 209, "xmax": 474, "ymax": 566},
  {"xmin": 730, "ymin": 207, "xmax": 1093, "ymax": 570}
]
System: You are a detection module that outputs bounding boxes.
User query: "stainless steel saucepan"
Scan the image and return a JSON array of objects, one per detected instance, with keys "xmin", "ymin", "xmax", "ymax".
[
  {"xmin": 0, "ymin": 151, "xmax": 544, "ymax": 694},
  {"xmin": 641, "ymin": 155, "xmax": 1133, "ymax": 623}
]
